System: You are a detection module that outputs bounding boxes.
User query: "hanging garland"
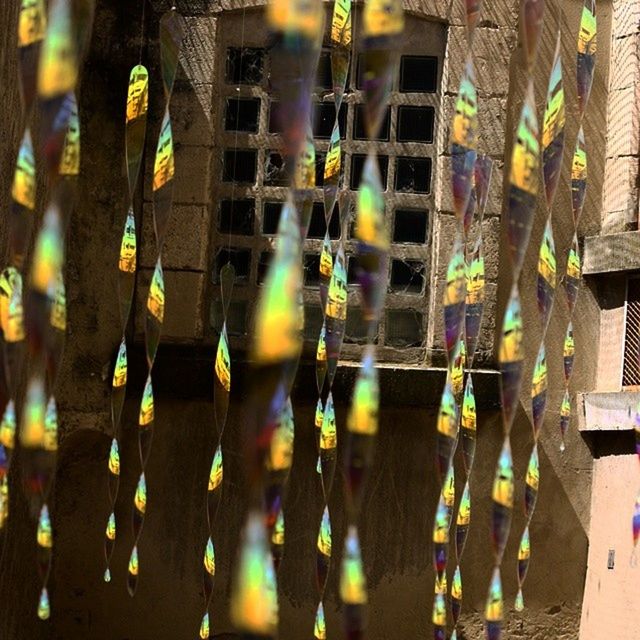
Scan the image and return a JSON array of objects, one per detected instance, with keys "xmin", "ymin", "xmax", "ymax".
[
  {"xmin": 559, "ymin": 0, "xmax": 595, "ymax": 451},
  {"xmin": 231, "ymin": 1, "xmax": 323, "ymax": 637},
  {"xmin": 485, "ymin": 2, "xmax": 542, "ymax": 638},
  {"xmin": 17, "ymin": 0, "xmax": 95, "ymax": 621},
  {"xmin": 339, "ymin": 1, "xmax": 404, "ymax": 638},
  {"xmin": 515, "ymin": 11, "xmax": 565, "ymax": 611},
  {"xmin": 126, "ymin": 6, "xmax": 183, "ymax": 597},
  {"xmin": 0, "ymin": 0, "xmax": 47, "ymax": 535},
  {"xmin": 313, "ymin": 2, "xmax": 352, "ymax": 638},
  {"xmin": 103, "ymin": 16, "xmax": 150, "ymax": 582}
]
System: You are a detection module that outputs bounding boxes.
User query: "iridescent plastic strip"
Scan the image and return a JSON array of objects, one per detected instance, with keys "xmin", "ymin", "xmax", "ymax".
[
  {"xmin": 486, "ymin": 4, "xmax": 541, "ymax": 638},
  {"xmin": 313, "ymin": 5, "xmax": 352, "ymax": 637},
  {"xmin": 515, "ymin": 25, "xmax": 564, "ymax": 613},
  {"xmin": 634, "ymin": 402, "xmax": 640, "ymax": 549},
  {"xmin": 127, "ymin": 8, "xmax": 183, "ymax": 597},
  {"xmin": 103, "ymin": 62, "xmax": 149, "ymax": 585},
  {"xmin": 560, "ymin": 0, "xmax": 595, "ymax": 451},
  {"xmin": 0, "ymin": 0, "xmax": 47, "ymax": 537},
  {"xmin": 18, "ymin": 0, "xmax": 95, "ymax": 621},
  {"xmin": 232, "ymin": 3, "xmax": 323, "ymax": 636},
  {"xmin": 340, "ymin": 2, "xmax": 403, "ymax": 638},
  {"xmin": 436, "ymin": 5, "xmax": 480, "ymax": 637},
  {"xmin": 450, "ymin": 154, "xmax": 493, "ymax": 640}
]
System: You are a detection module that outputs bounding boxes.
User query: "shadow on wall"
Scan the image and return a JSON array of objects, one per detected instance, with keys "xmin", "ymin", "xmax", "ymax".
[{"xmin": 3, "ymin": 396, "xmax": 586, "ymax": 640}]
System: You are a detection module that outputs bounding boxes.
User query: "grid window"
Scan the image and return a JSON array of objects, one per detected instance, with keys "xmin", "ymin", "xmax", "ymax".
[
  {"xmin": 397, "ymin": 106, "xmax": 435, "ymax": 143},
  {"xmin": 399, "ymin": 55, "xmax": 438, "ymax": 93},
  {"xmin": 225, "ymin": 98, "xmax": 261, "ymax": 133},
  {"xmin": 393, "ymin": 209, "xmax": 429, "ymax": 244},
  {"xmin": 212, "ymin": 10, "xmax": 443, "ymax": 362},
  {"xmin": 219, "ymin": 199, "xmax": 255, "ymax": 236}
]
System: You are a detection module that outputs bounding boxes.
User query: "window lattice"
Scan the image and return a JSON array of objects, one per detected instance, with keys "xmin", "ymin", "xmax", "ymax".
[
  {"xmin": 209, "ymin": 9, "xmax": 445, "ymax": 363},
  {"xmin": 623, "ymin": 278, "xmax": 640, "ymax": 387}
]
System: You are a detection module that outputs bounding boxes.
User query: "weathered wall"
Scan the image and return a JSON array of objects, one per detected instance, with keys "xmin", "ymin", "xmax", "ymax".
[{"xmin": 0, "ymin": 1, "xmax": 614, "ymax": 639}]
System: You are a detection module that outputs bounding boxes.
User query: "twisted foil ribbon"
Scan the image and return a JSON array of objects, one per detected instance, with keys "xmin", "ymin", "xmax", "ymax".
[
  {"xmin": 231, "ymin": 2, "xmax": 323, "ymax": 637},
  {"xmin": 515, "ymin": 19, "xmax": 565, "ymax": 611},
  {"xmin": 103, "ymin": 63, "xmax": 149, "ymax": 584},
  {"xmin": 339, "ymin": 2, "xmax": 404, "ymax": 639},
  {"xmin": 0, "ymin": 0, "xmax": 48, "ymax": 537},
  {"xmin": 313, "ymin": 2, "xmax": 352, "ymax": 638},
  {"xmin": 127, "ymin": 8, "xmax": 183, "ymax": 597},
  {"xmin": 559, "ymin": 0, "xmax": 595, "ymax": 451},
  {"xmin": 17, "ymin": 0, "xmax": 95, "ymax": 620},
  {"xmin": 485, "ymin": 3, "xmax": 542, "ymax": 638}
]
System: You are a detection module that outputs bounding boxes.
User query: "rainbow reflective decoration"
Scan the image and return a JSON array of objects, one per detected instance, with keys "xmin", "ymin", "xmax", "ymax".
[
  {"xmin": 577, "ymin": 0, "xmax": 597, "ymax": 117},
  {"xmin": 537, "ymin": 221, "xmax": 557, "ymax": 332},
  {"xmin": 461, "ymin": 377, "xmax": 477, "ymax": 474},
  {"xmin": 485, "ymin": 568, "xmax": 504, "ymax": 640},
  {"xmin": 499, "ymin": 287, "xmax": 524, "ymax": 430},
  {"xmin": 433, "ymin": 467, "xmax": 455, "ymax": 582},
  {"xmin": 444, "ymin": 235, "xmax": 467, "ymax": 363},
  {"xmin": 324, "ymin": 246, "xmax": 347, "ymax": 387},
  {"xmin": 340, "ymin": 526, "xmax": 367, "ymax": 606},
  {"xmin": 314, "ymin": 602, "xmax": 327, "ymax": 640},
  {"xmin": 18, "ymin": 0, "xmax": 47, "ymax": 109},
  {"xmin": 433, "ymin": 575, "xmax": 447, "ymax": 640},
  {"xmin": 436, "ymin": 378, "xmax": 458, "ymax": 479},
  {"xmin": 231, "ymin": 512, "xmax": 278, "ymax": 636},
  {"xmin": 103, "ymin": 56, "xmax": 149, "ymax": 584},
  {"xmin": 37, "ymin": 587, "xmax": 50, "ymax": 621},
  {"xmin": 572, "ymin": 128, "xmax": 587, "ymax": 225},
  {"xmin": 126, "ymin": 9, "xmax": 182, "ymax": 597}
]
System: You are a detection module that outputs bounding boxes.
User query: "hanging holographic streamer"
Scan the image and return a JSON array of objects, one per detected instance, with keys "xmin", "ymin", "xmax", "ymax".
[
  {"xmin": 485, "ymin": 4, "xmax": 542, "ymax": 639},
  {"xmin": 231, "ymin": 2, "xmax": 323, "ymax": 638},
  {"xmin": 515, "ymin": 21, "xmax": 564, "ymax": 613},
  {"xmin": 559, "ymin": 0, "xmax": 595, "ymax": 451},
  {"xmin": 312, "ymin": 3, "xmax": 351, "ymax": 639},
  {"xmin": 433, "ymin": 3, "xmax": 479, "ymax": 638},
  {"xmin": 338, "ymin": 2, "xmax": 403, "ymax": 639},
  {"xmin": 634, "ymin": 403, "xmax": 640, "ymax": 549},
  {"xmin": 449, "ymin": 155, "xmax": 494, "ymax": 640},
  {"xmin": 103, "ymin": 53, "xmax": 149, "ymax": 584},
  {"xmin": 18, "ymin": 0, "xmax": 95, "ymax": 621},
  {"xmin": 0, "ymin": 0, "xmax": 48, "ymax": 536},
  {"xmin": 127, "ymin": 7, "xmax": 183, "ymax": 597}
]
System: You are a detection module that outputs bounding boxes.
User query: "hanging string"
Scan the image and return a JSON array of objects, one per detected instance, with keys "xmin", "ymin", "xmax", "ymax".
[
  {"xmin": 126, "ymin": 6, "xmax": 184, "ymax": 597},
  {"xmin": 484, "ymin": 2, "xmax": 543, "ymax": 638},
  {"xmin": 102, "ymin": 0, "xmax": 150, "ymax": 585},
  {"xmin": 0, "ymin": 0, "xmax": 47, "ymax": 539},
  {"xmin": 230, "ymin": 2, "xmax": 323, "ymax": 637},
  {"xmin": 559, "ymin": 0, "xmax": 595, "ymax": 452},
  {"xmin": 338, "ymin": 2, "xmax": 404, "ymax": 639},
  {"xmin": 17, "ymin": 0, "xmax": 95, "ymax": 621},
  {"xmin": 515, "ymin": 3, "xmax": 565, "ymax": 613}
]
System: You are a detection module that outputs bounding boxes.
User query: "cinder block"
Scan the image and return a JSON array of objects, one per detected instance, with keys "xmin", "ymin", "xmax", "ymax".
[
  {"xmin": 609, "ymin": 32, "xmax": 639, "ymax": 91},
  {"xmin": 179, "ymin": 16, "xmax": 217, "ymax": 85},
  {"xmin": 606, "ymin": 84, "xmax": 640, "ymax": 158},
  {"xmin": 170, "ymin": 84, "xmax": 214, "ymax": 146},
  {"xmin": 602, "ymin": 156, "xmax": 638, "ymax": 222},
  {"xmin": 613, "ymin": 1, "xmax": 640, "ymax": 39},
  {"xmin": 140, "ymin": 203, "xmax": 210, "ymax": 270},
  {"xmin": 445, "ymin": 26, "xmax": 516, "ymax": 97},
  {"xmin": 135, "ymin": 269, "xmax": 206, "ymax": 340}
]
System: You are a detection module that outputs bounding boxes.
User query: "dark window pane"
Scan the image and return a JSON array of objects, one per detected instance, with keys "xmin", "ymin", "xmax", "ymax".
[
  {"xmin": 399, "ymin": 55, "xmax": 438, "ymax": 93},
  {"xmin": 263, "ymin": 202, "xmax": 282, "ymax": 235},
  {"xmin": 223, "ymin": 149, "xmax": 257, "ymax": 184},
  {"xmin": 347, "ymin": 255, "xmax": 358, "ymax": 285},
  {"xmin": 353, "ymin": 104, "xmax": 390, "ymax": 141},
  {"xmin": 307, "ymin": 202, "xmax": 340, "ymax": 239},
  {"xmin": 316, "ymin": 51, "xmax": 332, "ymax": 91},
  {"xmin": 303, "ymin": 253, "xmax": 321, "ymax": 287},
  {"xmin": 215, "ymin": 248, "xmax": 251, "ymax": 283},
  {"xmin": 219, "ymin": 199, "xmax": 255, "ymax": 236},
  {"xmin": 257, "ymin": 251, "xmax": 273, "ymax": 284},
  {"xmin": 389, "ymin": 260, "xmax": 425, "ymax": 294},
  {"xmin": 313, "ymin": 102, "xmax": 347, "ymax": 139},
  {"xmin": 211, "ymin": 299, "xmax": 247, "ymax": 336},
  {"xmin": 350, "ymin": 154, "xmax": 388, "ymax": 190},
  {"xmin": 225, "ymin": 98, "xmax": 261, "ymax": 133},
  {"xmin": 397, "ymin": 106, "xmax": 435, "ymax": 143},
  {"xmin": 315, "ymin": 152, "xmax": 345, "ymax": 188},
  {"xmin": 304, "ymin": 304, "xmax": 324, "ymax": 341},
  {"xmin": 395, "ymin": 157, "xmax": 432, "ymax": 194},
  {"xmin": 268, "ymin": 102, "xmax": 283, "ymax": 134},
  {"xmin": 345, "ymin": 306, "xmax": 376, "ymax": 345},
  {"xmin": 226, "ymin": 47, "xmax": 265, "ymax": 85},
  {"xmin": 393, "ymin": 209, "xmax": 428, "ymax": 244},
  {"xmin": 264, "ymin": 151, "xmax": 288, "ymax": 186},
  {"xmin": 385, "ymin": 309, "xmax": 423, "ymax": 347}
]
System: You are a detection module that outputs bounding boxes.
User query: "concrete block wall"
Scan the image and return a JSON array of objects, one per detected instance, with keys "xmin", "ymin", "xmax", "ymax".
[{"xmin": 602, "ymin": 0, "xmax": 640, "ymax": 232}]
